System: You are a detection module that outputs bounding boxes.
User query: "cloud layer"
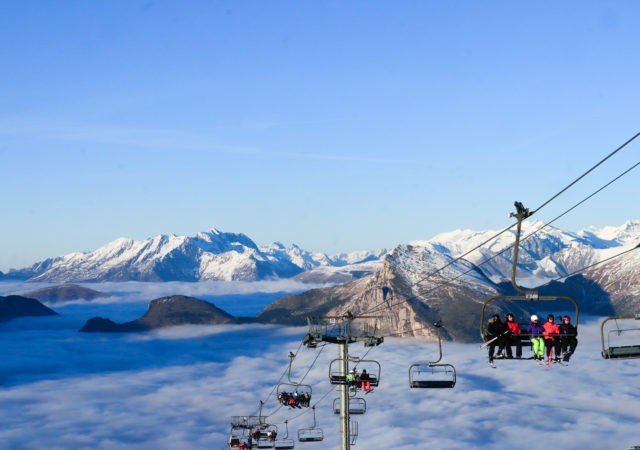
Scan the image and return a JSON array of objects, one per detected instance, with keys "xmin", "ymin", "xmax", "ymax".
[{"xmin": 1, "ymin": 283, "xmax": 640, "ymax": 449}]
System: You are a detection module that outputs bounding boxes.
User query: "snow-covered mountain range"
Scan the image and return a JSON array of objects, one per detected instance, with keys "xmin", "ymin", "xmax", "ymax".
[
  {"xmin": 1, "ymin": 221, "xmax": 637, "ymax": 289},
  {"xmin": 0, "ymin": 229, "xmax": 387, "ymax": 282}
]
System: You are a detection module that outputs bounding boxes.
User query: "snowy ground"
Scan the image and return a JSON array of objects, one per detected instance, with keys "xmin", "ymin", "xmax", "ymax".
[{"xmin": 1, "ymin": 282, "xmax": 639, "ymax": 449}]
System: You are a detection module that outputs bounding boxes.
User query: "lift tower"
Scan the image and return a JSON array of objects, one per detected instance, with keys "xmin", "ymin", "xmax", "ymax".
[{"xmin": 304, "ymin": 312, "xmax": 383, "ymax": 450}]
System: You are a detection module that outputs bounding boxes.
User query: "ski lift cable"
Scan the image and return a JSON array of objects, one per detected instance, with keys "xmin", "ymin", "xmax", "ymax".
[
  {"xmin": 359, "ymin": 142, "xmax": 640, "ymax": 318},
  {"xmin": 259, "ymin": 339, "xmax": 306, "ymax": 408},
  {"xmin": 412, "ymin": 131, "xmax": 639, "ymax": 292},
  {"xmin": 263, "ymin": 341, "xmax": 329, "ymax": 419},
  {"xmin": 530, "ymin": 131, "xmax": 640, "ymax": 217},
  {"xmin": 537, "ymin": 242, "xmax": 640, "ymax": 287}
]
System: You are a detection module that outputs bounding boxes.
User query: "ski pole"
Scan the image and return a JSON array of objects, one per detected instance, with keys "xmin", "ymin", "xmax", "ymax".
[{"xmin": 480, "ymin": 330, "xmax": 509, "ymax": 349}]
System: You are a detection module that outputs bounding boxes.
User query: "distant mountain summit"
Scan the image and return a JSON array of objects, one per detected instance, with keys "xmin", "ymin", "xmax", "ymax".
[{"xmin": 4, "ymin": 228, "xmax": 386, "ymax": 283}]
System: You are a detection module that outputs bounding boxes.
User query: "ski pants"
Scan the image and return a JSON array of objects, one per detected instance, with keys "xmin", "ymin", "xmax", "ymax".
[
  {"xmin": 545, "ymin": 338, "xmax": 561, "ymax": 358},
  {"xmin": 531, "ymin": 337, "xmax": 545, "ymax": 357}
]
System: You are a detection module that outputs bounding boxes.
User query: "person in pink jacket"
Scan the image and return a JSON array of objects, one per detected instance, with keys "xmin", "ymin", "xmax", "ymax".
[{"xmin": 542, "ymin": 314, "xmax": 562, "ymax": 363}]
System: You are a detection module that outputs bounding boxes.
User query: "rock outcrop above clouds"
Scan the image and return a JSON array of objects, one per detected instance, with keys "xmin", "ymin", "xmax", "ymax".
[
  {"xmin": 0, "ymin": 295, "xmax": 59, "ymax": 322},
  {"xmin": 80, "ymin": 295, "xmax": 236, "ymax": 332},
  {"xmin": 20, "ymin": 284, "xmax": 109, "ymax": 304}
]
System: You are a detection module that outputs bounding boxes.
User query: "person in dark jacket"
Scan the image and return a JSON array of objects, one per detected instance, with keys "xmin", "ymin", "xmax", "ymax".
[
  {"xmin": 559, "ymin": 315, "xmax": 578, "ymax": 361},
  {"xmin": 486, "ymin": 314, "xmax": 508, "ymax": 364},
  {"xmin": 505, "ymin": 312, "xmax": 523, "ymax": 358}
]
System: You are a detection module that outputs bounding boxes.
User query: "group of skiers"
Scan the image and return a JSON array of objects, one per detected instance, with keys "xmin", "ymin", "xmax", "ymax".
[
  {"xmin": 486, "ymin": 312, "xmax": 578, "ymax": 364},
  {"xmin": 346, "ymin": 368, "xmax": 373, "ymax": 392},
  {"xmin": 277, "ymin": 389, "xmax": 311, "ymax": 408}
]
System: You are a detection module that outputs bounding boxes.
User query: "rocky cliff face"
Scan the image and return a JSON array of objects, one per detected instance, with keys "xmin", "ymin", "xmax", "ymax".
[{"xmin": 258, "ymin": 244, "xmax": 501, "ymax": 342}]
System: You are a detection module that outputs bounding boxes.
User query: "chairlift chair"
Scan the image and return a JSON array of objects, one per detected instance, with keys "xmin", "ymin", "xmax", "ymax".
[
  {"xmin": 479, "ymin": 203, "xmax": 579, "ymax": 353},
  {"xmin": 254, "ymin": 424, "xmax": 278, "ymax": 449},
  {"xmin": 409, "ymin": 320, "xmax": 457, "ymax": 389},
  {"xmin": 273, "ymin": 421, "xmax": 295, "ymax": 450},
  {"xmin": 601, "ymin": 314, "xmax": 640, "ymax": 359},
  {"xmin": 332, "ymin": 397, "xmax": 366, "ymax": 415},
  {"xmin": 297, "ymin": 406, "xmax": 324, "ymax": 442},
  {"xmin": 276, "ymin": 352, "xmax": 312, "ymax": 408},
  {"xmin": 328, "ymin": 358, "xmax": 380, "ymax": 388}
]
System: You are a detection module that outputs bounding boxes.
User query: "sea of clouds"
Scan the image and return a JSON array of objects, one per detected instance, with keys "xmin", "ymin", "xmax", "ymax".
[{"xmin": 1, "ymin": 281, "xmax": 639, "ymax": 450}]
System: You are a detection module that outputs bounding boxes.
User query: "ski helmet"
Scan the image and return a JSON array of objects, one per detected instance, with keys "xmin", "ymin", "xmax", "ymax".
[{"xmin": 530, "ymin": 314, "xmax": 538, "ymax": 322}]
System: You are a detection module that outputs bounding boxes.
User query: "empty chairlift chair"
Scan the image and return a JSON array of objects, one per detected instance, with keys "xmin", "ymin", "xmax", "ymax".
[
  {"xmin": 601, "ymin": 314, "xmax": 640, "ymax": 359},
  {"xmin": 297, "ymin": 406, "xmax": 323, "ymax": 442},
  {"xmin": 409, "ymin": 320, "xmax": 456, "ymax": 389},
  {"xmin": 274, "ymin": 421, "xmax": 295, "ymax": 450},
  {"xmin": 332, "ymin": 397, "xmax": 366, "ymax": 415}
]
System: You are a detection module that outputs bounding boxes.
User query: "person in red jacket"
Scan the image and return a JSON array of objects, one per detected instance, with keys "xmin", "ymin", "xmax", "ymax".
[
  {"xmin": 542, "ymin": 314, "xmax": 561, "ymax": 363},
  {"xmin": 505, "ymin": 313, "xmax": 523, "ymax": 358}
]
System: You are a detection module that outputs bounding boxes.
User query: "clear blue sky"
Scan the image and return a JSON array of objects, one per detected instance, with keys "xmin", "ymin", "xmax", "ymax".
[{"xmin": 1, "ymin": 1, "xmax": 639, "ymax": 272}]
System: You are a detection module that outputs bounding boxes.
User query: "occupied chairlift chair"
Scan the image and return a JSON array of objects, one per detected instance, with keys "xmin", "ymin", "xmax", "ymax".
[
  {"xmin": 297, "ymin": 406, "xmax": 324, "ymax": 442},
  {"xmin": 479, "ymin": 202, "xmax": 579, "ymax": 353},
  {"xmin": 409, "ymin": 320, "xmax": 456, "ymax": 389},
  {"xmin": 601, "ymin": 313, "xmax": 640, "ymax": 359},
  {"xmin": 276, "ymin": 352, "xmax": 312, "ymax": 408},
  {"xmin": 328, "ymin": 356, "xmax": 381, "ymax": 391},
  {"xmin": 229, "ymin": 415, "xmax": 266, "ymax": 449},
  {"xmin": 255, "ymin": 424, "xmax": 279, "ymax": 449}
]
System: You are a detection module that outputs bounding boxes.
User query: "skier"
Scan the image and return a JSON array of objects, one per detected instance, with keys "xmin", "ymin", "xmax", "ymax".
[
  {"xmin": 505, "ymin": 312, "xmax": 523, "ymax": 358},
  {"xmin": 559, "ymin": 315, "xmax": 578, "ymax": 361},
  {"xmin": 527, "ymin": 315, "xmax": 545, "ymax": 361},
  {"xmin": 486, "ymin": 314, "xmax": 508, "ymax": 365},
  {"xmin": 543, "ymin": 314, "xmax": 562, "ymax": 363}
]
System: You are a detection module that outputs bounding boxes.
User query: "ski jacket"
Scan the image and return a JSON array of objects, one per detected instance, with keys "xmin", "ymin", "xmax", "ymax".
[
  {"xmin": 506, "ymin": 320, "xmax": 522, "ymax": 335},
  {"xmin": 527, "ymin": 322, "xmax": 544, "ymax": 337},
  {"xmin": 542, "ymin": 321, "xmax": 560, "ymax": 341},
  {"xmin": 487, "ymin": 320, "xmax": 506, "ymax": 339},
  {"xmin": 559, "ymin": 322, "xmax": 577, "ymax": 337}
]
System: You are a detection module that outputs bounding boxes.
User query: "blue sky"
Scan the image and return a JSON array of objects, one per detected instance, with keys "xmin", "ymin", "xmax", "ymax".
[{"xmin": 2, "ymin": 1, "xmax": 640, "ymax": 271}]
